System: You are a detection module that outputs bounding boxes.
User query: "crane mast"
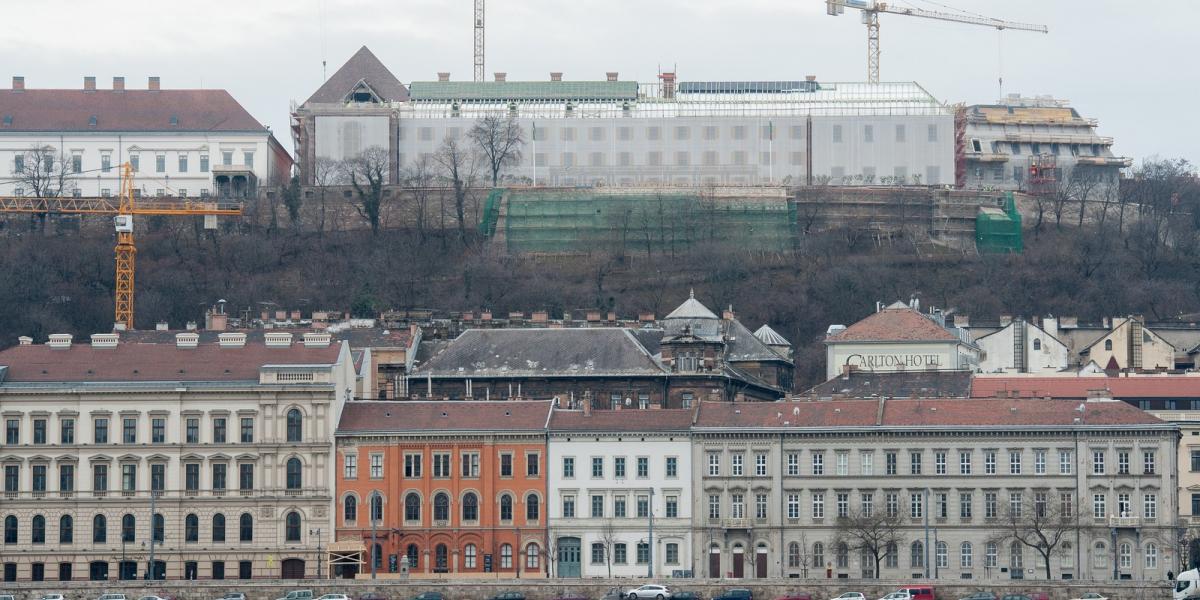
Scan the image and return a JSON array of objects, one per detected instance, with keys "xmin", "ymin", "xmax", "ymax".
[
  {"xmin": 825, "ymin": 0, "xmax": 1047, "ymax": 83},
  {"xmin": 474, "ymin": 0, "xmax": 485, "ymax": 82}
]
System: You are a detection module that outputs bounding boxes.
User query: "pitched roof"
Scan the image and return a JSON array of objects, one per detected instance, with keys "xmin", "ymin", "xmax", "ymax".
[
  {"xmin": 802, "ymin": 370, "xmax": 972, "ymax": 399},
  {"xmin": 724, "ymin": 318, "xmax": 790, "ymax": 363},
  {"xmin": 694, "ymin": 397, "xmax": 1163, "ymax": 429},
  {"xmin": 304, "ymin": 46, "xmax": 408, "ymax": 105},
  {"xmin": 549, "ymin": 408, "xmax": 694, "ymax": 432},
  {"xmin": 754, "ymin": 324, "xmax": 791, "ymax": 347},
  {"xmin": 971, "ymin": 376, "xmax": 1200, "ymax": 399},
  {"xmin": 826, "ymin": 307, "xmax": 959, "ymax": 343},
  {"xmin": 0, "ymin": 89, "xmax": 266, "ymax": 132},
  {"xmin": 0, "ymin": 341, "xmax": 341, "ymax": 383},
  {"xmin": 664, "ymin": 292, "xmax": 720, "ymax": 320},
  {"xmin": 122, "ymin": 327, "xmax": 412, "ymax": 351},
  {"xmin": 336, "ymin": 400, "xmax": 552, "ymax": 434},
  {"xmin": 412, "ymin": 328, "xmax": 666, "ymax": 378}
]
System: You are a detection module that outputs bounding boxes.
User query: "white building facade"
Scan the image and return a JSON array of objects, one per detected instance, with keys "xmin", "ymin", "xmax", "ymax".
[
  {"xmin": 0, "ymin": 331, "xmax": 354, "ymax": 582},
  {"xmin": 975, "ymin": 317, "xmax": 1070, "ymax": 374},
  {"xmin": 547, "ymin": 409, "xmax": 694, "ymax": 578},
  {"xmin": 825, "ymin": 302, "xmax": 980, "ymax": 380}
]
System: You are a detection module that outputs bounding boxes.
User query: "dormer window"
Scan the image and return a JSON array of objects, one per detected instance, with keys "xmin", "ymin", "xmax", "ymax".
[
  {"xmin": 88, "ymin": 115, "xmax": 98, "ymax": 127},
  {"xmin": 169, "ymin": 115, "xmax": 179, "ymax": 126},
  {"xmin": 352, "ymin": 91, "xmax": 373, "ymax": 103},
  {"xmin": 345, "ymin": 80, "xmax": 381, "ymax": 104},
  {"xmin": 1, "ymin": 115, "xmax": 11, "ymax": 127}
]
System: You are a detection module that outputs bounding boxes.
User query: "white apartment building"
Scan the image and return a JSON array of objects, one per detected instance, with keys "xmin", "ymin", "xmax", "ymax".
[
  {"xmin": 692, "ymin": 398, "xmax": 1178, "ymax": 582},
  {"xmin": 975, "ymin": 317, "xmax": 1071, "ymax": 374},
  {"xmin": 0, "ymin": 331, "xmax": 354, "ymax": 583},
  {"xmin": 547, "ymin": 408, "xmax": 694, "ymax": 578},
  {"xmin": 1, "ymin": 76, "xmax": 292, "ymax": 199},
  {"xmin": 824, "ymin": 301, "xmax": 979, "ymax": 380}
]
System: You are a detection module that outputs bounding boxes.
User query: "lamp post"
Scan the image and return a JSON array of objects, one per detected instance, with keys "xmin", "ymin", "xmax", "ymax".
[
  {"xmin": 310, "ymin": 528, "xmax": 324, "ymax": 579},
  {"xmin": 146, "ymin": 489, "xmax": 158, "ymax": 580},
  {"xmin": 647, "ymin": 487, "xmax": 655, "ymax": 578},
  {"xmin": 370, "ymin": 491, "xmax": 380, "ymax": 579}
]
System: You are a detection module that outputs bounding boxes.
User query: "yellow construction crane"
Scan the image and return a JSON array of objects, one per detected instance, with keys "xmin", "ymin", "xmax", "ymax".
[
  {"xmin": 825, "ymin": 0, "xmax": 1048, "ymax": 84},
  {"xmin": 0, "ymin": 163, "xmax": 243, "ymax": 330}
]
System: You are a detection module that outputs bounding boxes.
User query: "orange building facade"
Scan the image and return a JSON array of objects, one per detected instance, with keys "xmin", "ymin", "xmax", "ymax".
[{"xmin": 335, "ymin": 401, "xmax": 552, "ymax": 578}]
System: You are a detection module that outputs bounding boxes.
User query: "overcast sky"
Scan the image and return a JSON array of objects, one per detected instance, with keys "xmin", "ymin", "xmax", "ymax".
[{"xmin": 4, "ymin": 0, "xmax": 1194, "ymax": 166}]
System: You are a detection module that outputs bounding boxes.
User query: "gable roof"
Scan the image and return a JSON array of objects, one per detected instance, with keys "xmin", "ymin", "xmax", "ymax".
[
  {"xmin": 304, "ymin": 46, "xmax": 408, "ymax": 105},
  {"xmin": 549, "ymin": 408, "xmax": 694, "ymax": 432},
  {"xmin": 336, "ymin": 400, "xmax": 552, "ymax": 434},
  {"xmin": 826, "ymin": 306, "xmax": 960, "ymax": 343},
  {"xmin": 971, "ymin": 376, "xmax": 1200, "ymax": 399},
  {"xmin": 974, "ymin": 318, "xmax": 1068, "ymax": 348},
  {"xmin": 1079, "ymin": 317, "xmax": 1178, "ymax": 354},
  {"xmin": 412, "ymin": 328, "xmax": 666, "ymax": 378},
  {"xmin": 0, "ymin": 89, "xmax": 266, "ymax": 132}
]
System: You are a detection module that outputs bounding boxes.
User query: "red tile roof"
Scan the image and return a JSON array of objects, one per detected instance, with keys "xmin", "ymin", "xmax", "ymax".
[
  {"xmin": 0, "ymin": 342, "xmax": 341, "ymax": 382},
  {"xmin": 826, "ymin": 308, "xmax": 959, "ymax": 343},
  {"xmin": 694, "ymin": 397, "xmax": 1163, "ymax": 429},
  {"xmin": 971, "ymin": 376, "xmax": 1200, "ymax": 399},
  {"xmin": 0, "ymin": 89, "xmax": 266, "ymax": 132},
  {"xmin": 549, "ymin": 408, "xmax": 695, "ymax": 432},
  {"xmin": 337, "ymin": 400, "xmax": 553, "ymax": 433}
]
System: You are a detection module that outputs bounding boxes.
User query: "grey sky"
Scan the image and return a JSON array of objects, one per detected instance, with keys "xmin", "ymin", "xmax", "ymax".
[{"xmin": 5, "ymin": 0, "xmax": 1194, "ymax": 166}]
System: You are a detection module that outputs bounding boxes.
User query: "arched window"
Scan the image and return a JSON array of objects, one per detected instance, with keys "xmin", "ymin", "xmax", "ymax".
[
  {"xmin": 1119, "ymin": 542, "xmax": 1132, "ymax": 569},
  {"xmin": 286, "ymin": 458, "xmax": 302, "ymax": 490},
  {"xmin": 885, "ymin": 541, "xmax": 898, "ymax": 568},
  {"xmin": 788, "ymin": 542, "xmax": 801, "ymax": 568},
  {"xmin": 405, "ymin": 493, "xmax": 421, "ymax": 522},
  {"xmin": 212, "ymin": 514, "xmax": 226, "ymax": 542},
  {"xmin": 1010, "ymin": 541, "xmax": 1023, "ymax": 569},
  {"xmin": 501, "ymin": 543, "xmax": 513, "ymax": 569},
  {"xmin": 285, "ymin": 511, "xmax": 301, "ymax": 542},
  {"xmin": 1105, "ymin": 339, "xmax": 1113, "ymax": 351},
  {"xmin": 436, "ymin": 544, "xmax": 448, "ymax": 571},
  {"xmin": 152, "ymin": 513, "xmax": 164, "ymax": 543},
  {"xmin": 1093, "ymin": 541, "xmax": 1108, "ymax": 569},
  {"xmin": 31, "ymin": 515, "xmax": 45, "ymax": 544},
  {"xmin": 344, "ymin": 496, "xmax": 357, "ymax": 523},
  {"xmin": 836, "ymin": 542, "xmax": 849, "ymax": 568},
  {"xmin": 526, "ymin": 543, "xmax": 540, "ymax": 569},
  {"xmin": 406, "ymin": 544, "xmax": 419, "ymax": 570},
  {"xmin": 960, "ymin": 542, "xmax": 973, "ymax": 568},
  {"xmin": 434, "ymin": 493, "xmax": 450, "ymax": 521},
  {"xmin": 812, "ymin": 542, "xmax": 824, "ymax": 568},
  {"xmin": 500, "ymin": 494, "xmax": 513, "ymax": 521},
  {"xmin": 239, "ymin": 513, "xmax": 253, "ymax": 542},
  {"xmin": 92, "ymin": 514, "xmax": 106, "ymax": 543},
  {"xmin": 286, "ymin": 409, "xmax": 302, "ymax": 442},
  {"xmin": 2, "ymin": 515, "xmax": 15, "ymax": 545},
  {"xmin": 985, "ymin": 541, "xmax": 998, "ymax": 567},
  {"xmin": 1146, "ymin": 542, "xmax": 1158, "ymax": 569},
  {"xmin": 370, "ymin": 493, "xmax": 383, "ymax": 522},
  {"xmin": 462, "ymin": 492, "xmax": 479, "ymax": 521},
  {"xmin": 936, "ymin": 541, "xmax": 948, "ymax": 568},
  {"xmin": 526, "ymin": 493, "xmax": 540, "ymax": 520},
  {"xmin": 1033, "ymin": 338, "xmax": 1042, "ymax": 351},
  {"xmin": 911, "ymin": 541, "xmax": 924, "ymax": 568},
  {"xmin": 464, "ymin": 543, "xmax": 477, "ymax": 569},
  {"xmin": 185, "ymin": 514, "xmax": 198, "ymax": 542},
  {"xmin": 1061, "ymin": 541, "xmax": 1074, "ymax": 568},
  {"xmin": 121, "ymin": 513, "xmax": 135, "ymax": 542},
  {"xmin": 59, "ymin": 515, "xmax": 73, "ymax": 544}
]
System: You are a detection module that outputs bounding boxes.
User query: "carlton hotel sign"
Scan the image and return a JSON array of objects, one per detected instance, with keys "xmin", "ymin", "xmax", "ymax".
[{"xmin": 844, "ymin": 353, "xmax": 943, "ymax": 370}]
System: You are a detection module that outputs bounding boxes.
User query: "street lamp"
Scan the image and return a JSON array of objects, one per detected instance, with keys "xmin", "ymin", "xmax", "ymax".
[
  {"xmin": 310, "ymin": 528, "xmax": 324, "ymax": 579},
  {"xmin": 369, "ymin": 490, "xmax": 381, "ymax": 579}
]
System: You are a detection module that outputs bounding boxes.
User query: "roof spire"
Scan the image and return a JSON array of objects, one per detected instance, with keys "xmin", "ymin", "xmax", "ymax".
[{"xmin": 689, "ymin": 288, "xmax": 695, "ymax": 300}]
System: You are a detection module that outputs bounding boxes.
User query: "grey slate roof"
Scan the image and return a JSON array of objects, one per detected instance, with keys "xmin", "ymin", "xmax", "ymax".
[
  {"xmin": 754, "ymin": 324, "xmax": 791, "ymax": 347},
  {"xmin": 304, "ymin": 46, "xmax": 409, "ymax": 105},
  {"xmin": 412, "ymin": 328, "xmax": 667, "ymax": 378},
  {"xmin": 801, "ymin": 370, "xmax": 973, "ymax": 399},
  {"xmin": 724, "ymin": 319, "xmax": 790, "ymax": 363},
  {"xmin": 663, "ymin": 294, "xmax": 720, "ymax": 320}
]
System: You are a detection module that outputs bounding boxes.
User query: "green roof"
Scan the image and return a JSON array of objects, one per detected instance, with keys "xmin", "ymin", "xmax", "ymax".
[{"xmin": 408, "ymin": 81, "xmax": 638, "ymax": 102}]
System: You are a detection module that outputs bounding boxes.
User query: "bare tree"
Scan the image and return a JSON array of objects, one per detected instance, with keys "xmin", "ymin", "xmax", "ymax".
[
  {"xmin": 833, "ymin": 507, "xmax": 905, "ymax": 578},
  {"xmin": 13, "ymin": 146, "xmax": 77, "ymax": 232},
  {"xmin": 434, "ymin": 136, "xmax": 478, "ymax": 243},
  {"xmin": 311, "ymin": 156, "xmax": 342, "ymax": 237},
  {"xmin": 598, "ymin": 520, "xmax": 618, "ymax": 578},
  {"xmin": 343, "ymin": 146, "xmax": 390, "ymax": 235},
  {"xmin": 991, "ymin": 494, "xmax": 1080, "ymax": 580},
  {"xmin": 468, "ymin": 114, "xmax": 525, "ymax": 187},
  {"xmin": 400, "ymin": 154, "xmax": 437, "ymax": 243}
]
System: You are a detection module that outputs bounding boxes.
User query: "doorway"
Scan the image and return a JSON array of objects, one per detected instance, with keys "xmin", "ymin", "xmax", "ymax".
[
  {"xmin": 281, "ymin": 558, "xmax": 306, "ymax": 579},
  {"xmin": 557, "ymin": 537, "xmax": 581, "ymax": 577}
]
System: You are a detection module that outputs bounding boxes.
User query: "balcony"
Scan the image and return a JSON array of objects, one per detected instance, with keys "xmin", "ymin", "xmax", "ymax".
[
  {"xmin": 722, "ymin": 518, "xmax": 752, "ymax": 529},
  {"xmin": 1109, "ymin": 515, "xmax": 1141, "ymax": 528},
  {"xmin": 965, "ymin": 152, "xmax": 1010, "ymax": 163}
]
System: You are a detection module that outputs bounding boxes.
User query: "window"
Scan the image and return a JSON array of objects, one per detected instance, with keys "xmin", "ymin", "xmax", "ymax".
[
  {"xmin": 404, "ymin": 492, "xmax": 421, "ymax": 521},
  {"xmin": 1093, "ymin": 450, "xmax": 1106, "ymax": 474},
  {"xmin": 367, "ymin": 454, "xmax": 383, "ymax": 479},
  {"xmin": 221, "ymin": 151, "xmax": 233, "ymax": 166},
  {"xmin": 1060, "ymin": 449, "xmax": 1073, "ymax": 474},
  {"xmin": 730, "ymin": 493, "xmax": 744, "ymax": 519},
  {"xmin": 460, "ymin": 492, "xmax": 478, "ymax": 521},
  {"xmin": 637, "ymin": 542, "xmax": 650, "ymax": 565},
  {"xmin": 732, "ymin": 454, "xmax": 744, "ymax": 476},
  {"xmin": 92, "ymin": 514, "xmax": 106, "ymax": 543},
  {"xmin": 122, "ymin": 418, "xmax": 136, "ymax": 443},
  {"xmin": 831, "ymin": 125, "xmax": 843, "ymax": 143},
  {"xmin": 56, "ymin": 418, "xmax": 74, "ymax": 445},
  {"xmin": 960, "ymin": 492, "xmax": 973, "ymax": 519},
  {"xmin": 931, "ymin": 451, "xmax": 945, "ymax": 474},
  {"xmin": 524, "ymin": 493, "xmax": 540, "ymax": 521},
  {"xmin": 1009, "ymin": 450, "xmax": 1022, "ymax": 474},
  {"xmin": 3, "ymin": 465, "xmax": 17, "ymax": 493},
  {"xmin": 243, "ymin": 152, "xmax": 254, "ymax": 169},
  {"xmin": 863, "ymin": 125, "xmax": 874, "ymax": 143},
  {"xmin": 911, "ymin": 541, "xmax": 924, "ymax": 568},
  {"xmin": 1034, "ymin": 449, "xmax": 1046, "ymax": 474},
  {"xmin": 433, "ymin": 453, "xmax": 451, "ymax": 478},
  {"xmin": 836, "ymin": 492, "xmax": 849, "ymax": 518},
  {"xmin": 709, "ymin": 494, "xmax": 720, "ymax": 519},
  {"xmin": 343, "ymin": 454, "xmax": 357, "ymax": 479},
  {"xmin": 344, "ymin": 495, "xmax": 357, "ymax": 523},
  {"xmin": 1118, "ymin": 450, "xmax": 1130, "ymax": 474},
  {"xmin": 935, "ymin": 541, "xmax": 948, "ymax": 569},
  {"xmin": 666, "ymin": 456, "xmax": 678, "ymax": 478},
  {"xmin": 787, "ymin": 453, "xmax": 800, "ymax": 476},
  {"xmin": 185, "ymin": 418, "xmax": 198, "ymax": 444},
  {"xmin": 1146, "ymin": 543, "xmax": 1158, "ymax": 569},
  {"xmin": 151, "ymin": 463, "xmax": 165, "ymax": 492},
  {"xmin": 666, "ymin": 495, "xmax": 678, "ymax": 518},
  {"xmin": 886, "ymin": 493, "xmax": 899, "ymax": 518},
  {"xmin": 787, "ymin": 494, "xmax": 800, "ymax": 519},
  {"xmin": 211, "ymin": 514, "xmax": 225, "ymax": 542},
  {"xmin": 614, "ymin": 495, "xmax": 626, "ymax": 518},
  {"xmin": 955, "ymin": 451, "xmax": 971, "ymax": 475},
  {"xmin": 812, "ymin": 492, "xmax": 824, "ymax": 518},
  {"xmin": 886, "ymin": 452, "xmax": 897, "ymax": 475},
  {"xmin": 1119, "ymin": 542, "xmax": 1132, "ymax": 569},
  {"xmin": 212, "ymin": 417, "xmax": 226, "ymax": 443},
  {"xmin": 708, "ymin": 453, "xmax": 720, "ymax": 476},
  {"xmin": 756, "ymin": 453, "xmax": 769, "ymax": 476},
  {"xmin": 465, "ymin": 544, "xmax": 477, "ymax": 569},
  {"xmin": 236, "ymin": 417, "xmax": 253, "ymax": 443},
  {"xmin": 935, "ymin": 492, "xmax": 948, "ymax": 519},
  {"xmin": 185, "ymin": 514, "xmax": 199, "ymax": 542},
  {"xmin": 1144, "ymin": 450, "xmax": 1157, "ymax": 474},
  {"xmin": 910, "ymin": 492, "xmax": 923, "ymax": 518},
  {"xmin": 286, "ymin": 409, "xmax": 302, "ymax": 442},
  {"xmin": 835, "ymin": 452, "xmax": 848, "ymax": 476},
  {"xmin": 121, "ymin": 514, "xmax": 135, "ymax": 542},
  {"xmin": 405, "ymin": 454, "xmax": 422, "ymax": 478},
  {"xmin": 285, "ymin": 458, "xmax": 301, "ymax": 490},
  {"xmin": 59, "ymin": 515, "xmax": 73, "ymax": 544},
  {"xmin": 500, "ymin": 544, "xmax": 513, "ymax": 569},
  {"xmin": 1009, "ymin": 491, "xmax": 1023, "ymax": 517},
  {"xmin": 238, "ymin": 513, "xmax": 253, "ymax": 542},
  {"xmin": 92, "ymin": 464, "xmax": 108, "ymax": 493},
  {"xmin": 984, "ymin": 451, "xmax": 996, "ymax": 474},
  {"xmin": 31, "ymin": 464, "xmax": 46, "ymax": 492},
  {"xmin": 614, "ymin": 543, "xmax": 628, "ymax": 564},
  {"xmin": 638, "ymin": 494, "xmax": 651, "ymax": 518},
  {"xmin": 462, "ymin": 452, "xmax": 480, "ymax": 477},
  {"xmin": 59, "ymin": 464, "xmax": 74, "ymax": 492},
  {"xmin": 895, "ymin": 124, "xmax": 906, "ymax": 143},
  {"xmin": 985, "ymin": 492, "xmax": 997, "ymax": 519},
  {"xmin": 592, "ymin": 457, "xmax": 604, "ymax": 478},
  {"xmin": 500, "ymin": 494, "xmax": 513, "ymax": 521},
  {"xmin": 1105, "ymin": 339, "xmax": 1113, "ymax": 351},
  {"xmin": 1144, "ymin": 493, "xmax": 1157, "ymax": 519},
  {"xmin": 212, "ymin": 463, "xmax": 227, "ymax": 491},
  {"xmin": 433, "ymin": 492, "xmax": 450, "ymax": 521},
  {"xmin": 561, "ymin": 456, "xmax": 575, "ymax": 479},
  {"xmin": 29, "ymin": 514, "xmax": 44, "ymax": 544},
  {"xmin": 154, "ymin": 154, "xmax": 165, "ymax": 173},
  {"xmin": 812, "ymin": 452, "xmax": 824, "ymax": 475},
  {"xmin": 130, "ymin": 155, "xmax": 140, "ymax": 172},
  {"xmin": 860, "ymin": 492, "xmax": 874, "ymax": 517},
  {"xmin": 526, "ymin": 543, "xmax": 541, "ymax": 569},
  {"xmin": 199, "ymin": 154, "xmax": 209, "ymax": 172},
  {"xmin": 500, "ymin": 453, "xmax": 513, "ymax": 477},
  {"xmin": 591, "ymin": 495, "xmax": 604, "ymax": 518},
  {"xmin": 1060, "ymin": 492, "xmax": 1074, "ymax": 518},
  {"xmin": 562, "ymin": 495, "xmax": 575, "ymax": 518},
  {"xmin": 183, "ymin": 463, "xmax": 199, "ymax": 492},
  {"xmin": 94, "ymin": 418, "xmax": 108, "ymax": 444},
  {"xmin": 757, "ymin": 493, "xmax": 770, "ymax": 519},
  {"xmin": 1093, "ymin": 494, "xmax": 1107, "ymax": 518},
  {"xmin": 527, "ymin": 452, "xmax": 540, "ymax": 477}
]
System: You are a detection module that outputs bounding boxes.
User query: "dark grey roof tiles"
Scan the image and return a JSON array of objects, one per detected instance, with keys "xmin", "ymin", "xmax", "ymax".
[{"xmin": 412, "ymin": 328, "xmax": 667, "ymax": 378}]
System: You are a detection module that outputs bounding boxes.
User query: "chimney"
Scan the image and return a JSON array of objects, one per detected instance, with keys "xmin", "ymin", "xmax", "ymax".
[
  {"xmin": 290, "ymin": 310, "xmax": 301, "ymax": 321},
  {"xmin": 437, "ymin": 72, "xmax": 450, "ymax": 82},
  {"xmin": 18, "ymin": 336, "xmax": 33, "ymax": 346},
  {"xmin": 606, "ymin": 71, "xmax": 619, "ymax": 82},
  {"xmin": 265, "ymin": 332, "xmax": 293, "ymax": 348},
  {"xmin": 1043, "ymin": 316, "xmax": 1058, "ymax": 340},
  {"xmin": 494, "ymin": 72, "xmax": 506, "ymax": 82},
  {"xmin": 112, "ymin": 76, "xmax": 125, "ymax": 92},
  {"xmin": 1000, "ymin": 315, "xmax": 1012, "ymax": 327},
  {"xmin": 275, "ymin": 310, "xmax": 287, "ymax": 321},
  {"xmin": 532, "ymin": 310, "xmax": 549, "ymax": 323},
  {"xmin": 155, "ymin": 321, "xmax": 169, "ymax": 331},
  {"xmin": 148, "ymin": 76, "xmax": 160, "ymax": 91},
  {"xmin": 659, "ymin": 72, "xmax": 676, "ymax": 99},
  {"xmin": 12, "ymin": 76, "xmax": 24, "ymax": 91},
  {"xmin": 722, "ymin": 305, "xmax": 735, "ymax": 320},
  {"xmin": 185, "ymin": 320, "xmax": 198, "ymax": 331},
  {"xmin": 953, "ymin": 314, "xmax": 970, "ymax": 328},
  {"xmin": 481, "ymin": 310, "xmax": 492, "ymax": 321},
  {"xmin": 303, "ymin": 332, "xmax": 332, "ymax": 348},
  {"xmin": 84, "ymin": 76, "xmax": 96, "ymax": 92},
  {"xmin": 218, "ymin": 333, "xmax": 247, "ymax": 348},
  {"xmin": 550, "ymin": 72, "xmax": 563, "ymax": 82},
  {"xmin": 47, "ymin": 334, "xmax": 73, "ymax": 349},
  {"xmin": 582, "ymin": 396, "xmax": 592, "ymax": 416},
  {"xmin": 639, "ymin": 312, "xmax": 655, "ymax": 323},
  {"xmin": 175, "ymin": 332, "xmax": 199, "ymax": 349}
]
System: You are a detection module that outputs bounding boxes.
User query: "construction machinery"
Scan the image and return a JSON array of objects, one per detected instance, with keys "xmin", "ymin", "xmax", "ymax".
[
  {"xmin": 474, "ymin": 0, "xmax": 485, "ymax": 82},
  {"xmin": 825, "ymin": 0, "xmax": 1048, "ymax": 84},
  {"xmin": 0, "ymin": 163, "xmax": 243, "ymax": 331}
]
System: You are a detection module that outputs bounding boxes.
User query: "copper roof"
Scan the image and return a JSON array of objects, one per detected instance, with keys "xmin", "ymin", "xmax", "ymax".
[
  {"xmin": 826, "ymin": 307, "xmax": 959, "ymax": 343},
  {"xmin": 0, "ymin": 341, "xmax": 340, "ymax": 383},
  {"xmin": 337, "ymin": 400, "xmax": 552, "ymax": 433},
  {"xmin": 549, "ymin": 408, "xmax": 694, "ymax": 432},
  {"xmin": 0, "ymin": 89, "xmax": 266, "ymax": 132}
]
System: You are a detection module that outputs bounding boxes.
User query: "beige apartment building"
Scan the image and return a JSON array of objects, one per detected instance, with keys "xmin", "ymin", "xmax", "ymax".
[
  {"xmin": 691, "ymin": 397, "xmax": 1179, "ymax": 582},
  {"xmin": 0, "ymin": 331, "xmax": 354, "ymax": 582}
]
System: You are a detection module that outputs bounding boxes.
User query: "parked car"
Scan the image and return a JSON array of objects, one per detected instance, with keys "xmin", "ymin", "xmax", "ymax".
[
  {"xmin": 490, "ymin": 593, "xmax": 526, "ymax": 600},
  {"xmin": 0, "ymin": 595, "xmax": 16, "ymax": 600},
  {"xmin": 829, "ymin": 594, "xmax": 864, "ymax": 600},
  {"xmin": 601, "ymin": 588, "xmax": 626, "ymax": 600},
  {"xmin": 1000, "ymin": 596, "xmax": 1031, "ymax": 600},
  {"xmin": 97, "ymin": 594, "xmax": 128, "ymax": 600},
  {"xmin": 39, "ymin": 595, "xmax": 66, "ymax": 600},
  {"xmin": 139, "ymin": 596, "xmax": 170, "ymax": 600},
  {"xmin": 877, "ymin": 593, "xmax": 911, "ymax": 600},
  {"xmin": 713, "ymin": 589, "xmax": 751, "ymax": 600},
  {"xmin": 553, "ymin": 591, "xmax": 591, "ymax": 600},
  {"xmin": 899, "ymin": 589, "xmax": 934, "ymax": 600},
  {"xmin": 1026, "ymin": 594, "xmax": 1049, "ymax": 600},
  {"xmin": 1069, "ymin": 595, "xmax": 1107, "ymax": 600},
  {"xmin": 672, "ymin": 593, "xmax": 702, "ymax": 600},
  {"xmin": 276, "ymin": 591, "xmax": 314, "ymax": 600},
  {"xmin": 776, "ymin": 594, "xmax": 813, "ymax": 600},
  {"xmin": 626, "ymin": 586, "xmax": 672, "ymax": 600},
  {"xmin": 317, "ymin": 595, "xmax": 350, "ymax": 600},
  {"xmin": 215, "ymin": 594, "xmax": 246, "ymax": 600},
  {"xmin": 410, "ymin": 594, "xmax": 445, "ymax": 600},
  {"xmin": 958, "ymin": 594, "xmax": 996, "ymax": 600},
  {"xmin": 358, "ymin": 594, "xmax": 388, "ymax": 600}
]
